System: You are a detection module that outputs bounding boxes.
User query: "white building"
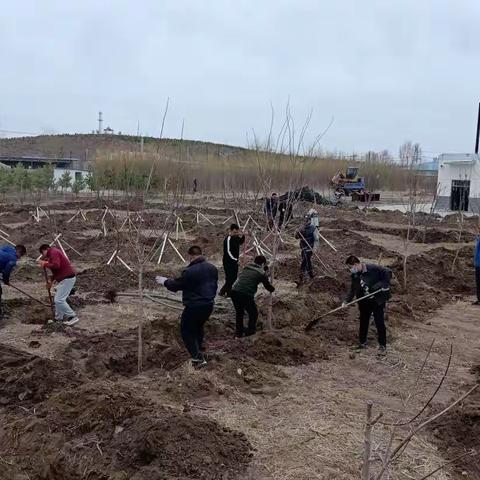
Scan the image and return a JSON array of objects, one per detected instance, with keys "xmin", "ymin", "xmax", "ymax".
[
  {"xmin": 53, "ymin": 168, "xmax": 89, "ymax": 191},
  {"xmin": 435, "ymin": 153, "xmax": 480, "ymax": 212}
]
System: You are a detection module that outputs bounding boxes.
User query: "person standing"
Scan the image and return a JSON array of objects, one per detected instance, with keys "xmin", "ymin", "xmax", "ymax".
[
  {"xmin": 219, "ymin": 224, "xmax": 245, "ymax": 297},
  {"xmin": 343, "ymin": 255, "xmax": 392, "ymax": 355},
  {"xmin": 474, "ymin": 234, "xmax": 480, "ymax": 306},
  {"xmin": 278, "ymin": 199, "xmax": 293, "ymax": 229},
  {"xmin": 264, "ymin": 192, "xmax": 278, "ymax": 229},
  {"xmin": 230, "ymin": 255, "xmax": 275, "ymax": 337},
  {"xmin": 0, "ymin": 244, "xmax": 26, "ymax": 320},
  {"xmin": 295, "ymin": 216, "xmax": 317, "ymax": 282},
  {"xmin": 156, "ymin": 246, "xmax": 218, "ymax": 368},
  {"xmin": 38, "ymin": 244, "xmax": 78, "ymax": 325}
]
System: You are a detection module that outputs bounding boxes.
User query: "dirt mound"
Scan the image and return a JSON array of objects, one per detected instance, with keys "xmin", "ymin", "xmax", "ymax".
[
  {"xmin": 392, "ymin": 247, "xmax": 474, "ymax": 296},
  {"xmin": 65, "ymin": 321, "xmax": 186, "ymax": 378},
  {"xmin": 0, "ymin": 345, "xmax": 81, "ymax": 406},
  {"xmin": 431, "ymin": 367, "xmax": 480, "ymax": 478},
  {"xmin": 76, "ymin": 264, "xmax": 159, "ymax": 294},
  {"xmin": 226, "ymin": 330, "xmax": 330, "ymax": 366},
  {"xmin": 0, "ymin": 382, "xmax": 252, "ymax": 479}
]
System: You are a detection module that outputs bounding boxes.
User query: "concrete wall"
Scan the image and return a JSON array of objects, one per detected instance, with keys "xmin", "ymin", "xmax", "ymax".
[
  {"xmin": 436, "ymin": 153, "xmax": 480, "ymax": 212},
  {"xmin": 53, "ymin": 168, "xmax": 89, "ymax": 191}
]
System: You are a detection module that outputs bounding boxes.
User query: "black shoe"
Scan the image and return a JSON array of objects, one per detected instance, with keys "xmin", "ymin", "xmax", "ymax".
[
  {"xmin": 192, "ymin": 358, "xmax": 207, "ymax": 369},
  {"xmin": 355, "ymin": 343, "xmax": 367, "ymax": 353}
]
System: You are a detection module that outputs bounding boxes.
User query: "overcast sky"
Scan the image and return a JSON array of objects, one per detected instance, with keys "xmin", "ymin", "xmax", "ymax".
[{"xmin": 1, "ymin": 0, "xmax": 479, "ymax": 157}]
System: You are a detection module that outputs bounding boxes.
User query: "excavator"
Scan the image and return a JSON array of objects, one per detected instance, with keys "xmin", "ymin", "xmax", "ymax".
[{"xmin": 331, "ymin": 167, "xmax": 380, "ymax": 202}]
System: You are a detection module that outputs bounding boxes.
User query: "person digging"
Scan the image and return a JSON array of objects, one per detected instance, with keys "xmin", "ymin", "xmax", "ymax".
[
  {"xmin": 38, "ymin": 244, "xmax": 79, "ymax": 326},
  {"xmin": 155, "ymin": 245, "xmax": 218, "ymax": 369},
  {"xmin": 230, "ymin": 255, "xmax": 275, "ymax": 337},
  {"xmin": 295, "ymin": 215, "xmax": 318, "ymax": 284},
  {"xmin": 219, "ymin": 223, "xmax": 246, "ymax": 297},
  {"xmin": 342, "ymin": 255, "xmax": 392, "ymax": 356},
  {"xmin": 0, "ymin": 244, "xmax": 27, "ymax": 321}
]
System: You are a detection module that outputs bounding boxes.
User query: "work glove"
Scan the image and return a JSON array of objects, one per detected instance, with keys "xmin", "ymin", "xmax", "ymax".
[{"xmin": 155, "ymin": 276, "xmax": 168, "ymax": 286}]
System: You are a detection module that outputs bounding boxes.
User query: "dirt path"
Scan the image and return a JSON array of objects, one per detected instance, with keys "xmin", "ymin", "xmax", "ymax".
[{"xmin": 206, "ymin": 301, "xmax": 479, "ymax": 480}]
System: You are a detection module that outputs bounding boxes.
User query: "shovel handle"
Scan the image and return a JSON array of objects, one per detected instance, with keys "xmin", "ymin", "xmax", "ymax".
[
  {"xmin": 305, "ymin": 289, "xmax": 384, "ymax": 331},
  {"xmin": 43, "ymin": 269, "xmax": 56, "ymax": 322},
  {"xmin": 7, "ymin": 283, "xmax": 49, "ymax": 307}
]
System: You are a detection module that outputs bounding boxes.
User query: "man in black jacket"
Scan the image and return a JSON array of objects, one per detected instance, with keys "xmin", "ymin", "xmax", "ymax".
[
  {"xmin": 219, "ymin": 224, "xmax": 245, "ymax": 297},
  {"xmin": 156, "ymin": 246, "xmax": 218, "ymax": 368},
  {"xmin": 230, "ymin": 255, "xmax": 275, "ymax": 337},
  {"xmin": 265, "ymin": 193, "xmax": 278, "ymax": 229},
  {"xmin": 343, "ymin": 255, "xmax": 392, "ymax": 355},
  {"xmin": 295, "ymin": 217, "xmax": 317, "ymax": 282}
]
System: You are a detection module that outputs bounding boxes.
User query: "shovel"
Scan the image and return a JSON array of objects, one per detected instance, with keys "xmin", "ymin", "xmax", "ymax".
[
  {"xmin": 7, "ymin": 283, "xmax": 49, "ymax": 307},
  {"xmin": 43, "ymin": 268, "xmax": 56, "ymax": 322},
  {"xmin": 305, "ymin": 289, "xmax": 385, "ymax": 331}
]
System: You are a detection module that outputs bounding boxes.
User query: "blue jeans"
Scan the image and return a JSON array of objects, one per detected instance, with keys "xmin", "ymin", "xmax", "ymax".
[{"xmin": 54, "ymin": 276, "xmax": 76, "ymax": 321}]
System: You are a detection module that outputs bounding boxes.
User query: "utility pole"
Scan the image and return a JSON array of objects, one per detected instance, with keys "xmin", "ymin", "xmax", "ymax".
[
  {"xmin": 475, "ymin": 102, "xmax": 480, "ymax": 154},
  {"xmin": 98, "ymin": 111, "xmax": 103, "ymax": 135}
]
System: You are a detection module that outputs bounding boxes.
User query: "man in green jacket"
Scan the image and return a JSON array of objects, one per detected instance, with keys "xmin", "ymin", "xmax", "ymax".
[{"xmin": 230, "ymin": 255, "xmax": 275, "ymax": 337}]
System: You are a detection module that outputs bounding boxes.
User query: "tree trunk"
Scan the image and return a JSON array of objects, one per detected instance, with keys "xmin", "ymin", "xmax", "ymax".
[
  {"xmin": 362, "ymin": 402, "xmax": 373, "ymax": 480},
  {"xmin": 138, "ymin": 266, "xmax": 144, "ymax": 373},
  {"xmin": 265, "ymin": 229, "xmax": 279, "ymax": 330}
]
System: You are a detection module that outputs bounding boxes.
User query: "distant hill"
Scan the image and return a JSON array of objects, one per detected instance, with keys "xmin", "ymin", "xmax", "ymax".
[{"xmin": 0, "ymin": 134, "xmax": 247, "ymax": 165}]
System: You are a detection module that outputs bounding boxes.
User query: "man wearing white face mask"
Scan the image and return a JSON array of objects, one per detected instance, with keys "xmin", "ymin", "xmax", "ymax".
[{"xmin": 343, "ymin": 255, "xmax": 392, "ymax": 355}]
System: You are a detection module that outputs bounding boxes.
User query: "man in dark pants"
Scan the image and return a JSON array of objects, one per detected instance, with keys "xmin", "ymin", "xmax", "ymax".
[
  {"xmin": 295, "ymin": 216, "xmax": 317, "ymax": 282},
  {"xmin": 219, "ymin": 224, "xmax": 245, "ymax": 297},
  {"xmin": 230, "ymin": 255, "xmax": 275, "ymax": 337},
  {"xmin": 343, "ymin": 255, "xmax": 392, "ymax": 355},
  {"xmin": 264, "ymin": 193, "xmax": 278, "ymax": 229},
  {"xmin": 473, "ymin": 235, "xmax": 480, "ymax": 306},
  {"xmin": 0, "ymin": 244, "xmax": 27, "ymax": 320},
  {"xmin": 278, "ymin": 199, "xmax": 293, "ymax": 229},
  {"xmin": 156, "ymin": 246, "xmax": 218, "ymax": 368}
]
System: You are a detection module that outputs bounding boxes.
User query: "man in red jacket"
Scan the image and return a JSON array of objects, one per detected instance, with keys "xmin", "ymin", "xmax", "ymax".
[{"xmin": 38, "ymin": 244, "xmax": 78, "ymax": 326}]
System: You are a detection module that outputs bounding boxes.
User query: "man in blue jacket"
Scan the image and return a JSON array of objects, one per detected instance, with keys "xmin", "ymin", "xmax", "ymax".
[
  {"xmin": 0, "ymin": 244, "xmax": 27, "ymax": 319},
  {"xmin": 343, "ymin": 255, "xmax": 392, "ymax": 355},
  {"xmin": 156, "ymin": 245, "xmax": 218, "ymax": 368},
  {"xmin": 474, "ymin": 235, "xmax": 480, "ymax": 306}
]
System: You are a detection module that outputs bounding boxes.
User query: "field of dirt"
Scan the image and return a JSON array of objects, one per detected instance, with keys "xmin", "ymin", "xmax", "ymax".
[{"xmin": 0, "ymin": 196, "xmax": 479, "ymax": 479}]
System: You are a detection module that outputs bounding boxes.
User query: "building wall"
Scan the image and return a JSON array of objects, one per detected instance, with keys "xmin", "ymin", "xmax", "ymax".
[
  {"xmin": 437, "ymin": 154, "xmax": 480, "ymax": 197},
  {"xmin": 436, "ymin": 154, "xmax": 480, "ymax": 212},
  {"xmin": 53, "ymin": 168, "xmax": 89, "ymax": 191}
]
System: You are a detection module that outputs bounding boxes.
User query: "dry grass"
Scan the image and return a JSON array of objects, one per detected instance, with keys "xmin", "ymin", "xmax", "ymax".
[
  {"xmin": 92, "ymin": 148, "xmax": 414, "ymax": 195},
  {"xmin": 207, "ymin": 308, "xmax": 474, "ymax": 480}
]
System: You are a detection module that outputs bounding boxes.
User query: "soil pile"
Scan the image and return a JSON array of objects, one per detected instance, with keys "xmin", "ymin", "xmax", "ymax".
[
  {"xmin": 65, "ymin": 321, "xmax": 186, "ymax": 378},
  {"xmin": 227, "ymin": 329, "xmax": 330, "ymax": 366},
  {"xmin": 0, "ymin": 382, "xmax": 252, "ymax": 480},
  {"xmin": 0, "ymin": 345, "xmax": 81, "ymax": 406},
  {"xmin": 431, "ymin": 366, "xmax": 480, "ymax": 478},
  {"xmin": 76, "ymin": 264, "xmax": 159, "ymax": 294}
]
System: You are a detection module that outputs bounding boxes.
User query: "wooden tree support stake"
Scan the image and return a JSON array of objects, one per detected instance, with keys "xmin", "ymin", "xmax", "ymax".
[
  {"xmin": 36, "ymin": 234, "xmax": 62, "ymax": 261},
  {"xmin": 0, "ymin": 234, "xmax": 15, "ymax": 246},
  {"xmin": 168, "ymin": 238, "xmax": 186, "ymax": 262}
]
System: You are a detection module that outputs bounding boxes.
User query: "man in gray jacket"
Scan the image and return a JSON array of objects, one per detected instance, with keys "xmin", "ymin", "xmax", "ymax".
[{"xmin": 230, "ymin": 255, "xmax": 275, "ymax": 337}]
